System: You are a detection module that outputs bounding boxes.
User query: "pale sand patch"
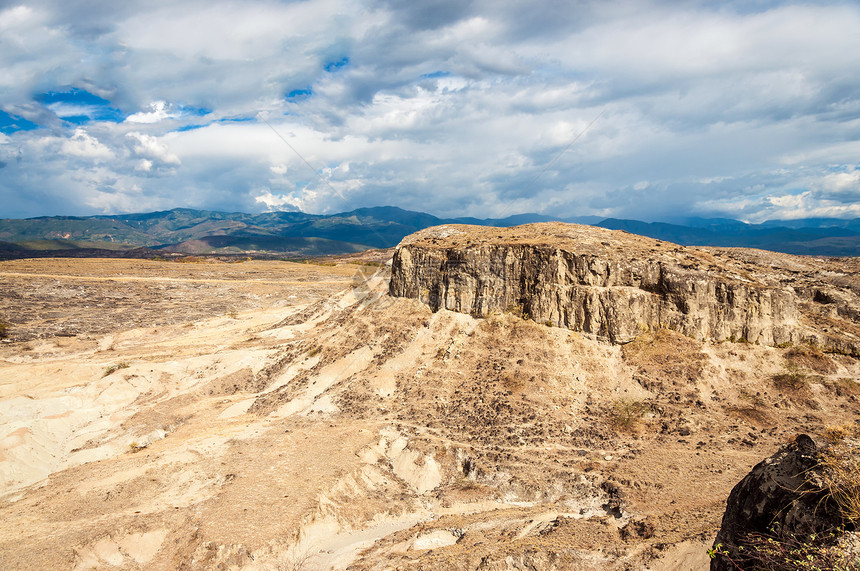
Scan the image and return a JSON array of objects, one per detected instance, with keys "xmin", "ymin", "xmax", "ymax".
[
  {"xmin": 645, "ymin": 539, "xmax": 712, "ymax": 570},
  {"xmin": 117, "ymin": 529, "xmax": 168, "ymax": 564},
  {"xmin": 412, "ymin": 529, "xmax": 460, "ymax": 550}
]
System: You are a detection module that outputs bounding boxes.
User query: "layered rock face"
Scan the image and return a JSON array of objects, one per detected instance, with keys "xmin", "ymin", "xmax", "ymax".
[{"xmin": 390, "ymin": 223, "xmax": 858, "ymax": 347}]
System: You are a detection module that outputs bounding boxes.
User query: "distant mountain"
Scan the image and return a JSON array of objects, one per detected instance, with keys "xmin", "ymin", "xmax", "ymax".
[
  {"xmin": 596, "ymin": 218, "xmax": 860, "ymax": 256},
  {"xmin": 1, "ymin": 206, "xmax": 858, "ymax": 258}
]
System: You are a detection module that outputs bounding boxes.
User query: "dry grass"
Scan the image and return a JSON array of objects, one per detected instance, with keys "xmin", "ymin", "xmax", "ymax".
[
  {"xmin": 825, "ymin": 378, "xmax": 860, "ymax": 397},
  {"xmin": 724, "ymin": 389, "xmax": 771, "ymax": 426},
  {"xmin": 784, "ymin": 344, "xmax": 837, "ymax": 374},
  {"xmin": 821, "ymin": 425, "xmax": 860, "ymax": 527},
  {"xmin": 622, "ymin": 328, "xmax": 705, "ymax": 387}
]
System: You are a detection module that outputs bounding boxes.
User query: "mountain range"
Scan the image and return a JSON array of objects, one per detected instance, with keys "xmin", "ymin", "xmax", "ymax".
[{"xmin": 1, "ymin": 206, "xmax": 858, "ymax": 258}]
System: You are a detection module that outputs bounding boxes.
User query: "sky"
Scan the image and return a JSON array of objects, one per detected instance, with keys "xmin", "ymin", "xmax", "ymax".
[{"xmin": 0, "ymin": 0, "xmax": 859, "ymax": 222}]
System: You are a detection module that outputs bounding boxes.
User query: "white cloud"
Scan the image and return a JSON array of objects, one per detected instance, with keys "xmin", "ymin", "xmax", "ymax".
[
  {"xmin": 254, "ymin": 189, "xmax": 315, "ymax": 212},
  {"xmin": 61, "ymin": 128, "xmax": 114, "ymax": 160},
  {"xmin": 126, "ymin": 132, "xmax": 180, "ymax": 166},
  {"xmin": 126, "ymin": 101, "xmax": 176, "ymax": 124}
]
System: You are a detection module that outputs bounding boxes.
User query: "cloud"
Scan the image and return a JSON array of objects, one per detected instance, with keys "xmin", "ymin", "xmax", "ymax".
[
  {"xmin": 126, "ymin": 132, "xmax": 180, "ymax": 167},
  {"xmin": 0, "ymin": 0, "xmax": 858, "ymax": 223},
  {"xmin": 61, "ymin": 128, "xmax": 114, "ymax": 159},
  {"xmin": 126, "ymin": 101, "xmax": 176, "ymax": 124}
]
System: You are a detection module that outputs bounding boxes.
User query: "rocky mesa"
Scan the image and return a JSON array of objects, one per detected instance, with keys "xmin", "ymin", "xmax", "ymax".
[{"xmin": 390, "ymin": 222, "xmax": 860, "ymax": 351}]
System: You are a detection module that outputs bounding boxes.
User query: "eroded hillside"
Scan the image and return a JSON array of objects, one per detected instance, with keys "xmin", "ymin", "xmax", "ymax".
[{"xmin": 0, "ymin": 229, "xmax": 858, "ymax": 570}]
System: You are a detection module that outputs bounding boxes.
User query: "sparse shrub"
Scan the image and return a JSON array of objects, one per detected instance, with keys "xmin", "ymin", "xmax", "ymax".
[
  {"xmin": 0, "ymin": 318, "xmax": 9, "ymax": 339},
  {"xmin": 505, "ymin": 303, "xmax": 528, "ymax": 320},
  {"xmin": 725, "ymin": 389, "xmax": 771, "ymax": 426},
  {"xmin": 128, "ymin": 441, "xmax": 147, "ymax": 453},
  {"xmin": 452, "ymin": 476, "xmax": 483, "ymax": 491},
  {"xmin": 772, "ymin": 363, "xmax": 809, "ymax": 392},
  {"xmin": 227, "ymin": 308, "xmax": 239, "ymax": 319},
  {"xmin": 500, "ymin": 371, "xmax": 525, "ymax": 392},
  {"xmin": 275, "ymin": 545, "xmax": 317, "ymax": 571},
  {"xmin": 103, "ymin": 362, "xmax": 130, "ymax": 377},
  {"xmin": 739, "ymin": 529, "xmax": 860, "ymax": 571},
  {"xmin": 609, "ymin": 399, "xmax": 648, "ymax": 431}
]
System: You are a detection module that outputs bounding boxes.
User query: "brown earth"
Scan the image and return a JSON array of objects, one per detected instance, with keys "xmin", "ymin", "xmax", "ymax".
[{"xmin": 0, "ymin": 240, "xmax": 858, "ymax": 570}]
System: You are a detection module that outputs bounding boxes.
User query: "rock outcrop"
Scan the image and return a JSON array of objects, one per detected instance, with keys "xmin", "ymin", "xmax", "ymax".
[
  {"xmin": 389, "ymin": 223, "xmax": 856, "ymax": 346},
  {"xmin": 710, "ymin": 434, "xmax": 855, "ymax": 570}
]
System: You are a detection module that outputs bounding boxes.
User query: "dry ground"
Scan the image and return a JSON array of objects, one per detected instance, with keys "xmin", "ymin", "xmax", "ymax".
[{"xmin": 1, "ymin": 256, "xmax": 858, "ymax": 570}]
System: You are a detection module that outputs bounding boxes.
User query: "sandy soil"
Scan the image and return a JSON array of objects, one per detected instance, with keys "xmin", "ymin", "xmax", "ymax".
[{"xmin": 1, "ymin": 256, "xmax": 858, "ymax": 570}]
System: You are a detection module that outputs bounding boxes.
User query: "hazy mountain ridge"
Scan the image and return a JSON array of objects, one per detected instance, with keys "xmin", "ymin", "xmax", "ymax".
[{"xmin": 1, "ymin": 206, "xmax": 858, "ymax": 257}]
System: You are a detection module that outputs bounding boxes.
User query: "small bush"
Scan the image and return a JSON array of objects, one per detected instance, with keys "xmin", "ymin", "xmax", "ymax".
[
  {"xmin": 772, "ymin": 363, "xmax": 809, "ymax": 392},
  {"xmin": 0, "ymin": 318, "xmax": 9, "ymax": 339},
  {"xmin": 128, "ymin": 441, "xmax": 148, "ymax": 453},
  {"xmin": 785, "ymin": 344, "xmax": 837, "ymax": 374},
  {"xmin": 103, "ymin": 362, "xmax": 130, "ymax": 377},
  {"xmin": 505, "ymin": 303, "xmax": 528, "ymax": 320},
  {"xmin": 609, "ymin": 399, "xmax": 648, "ymax": 431},
  {"xmin": 826, "ymin": 378, "xmax": 860, "ymax": 397}
]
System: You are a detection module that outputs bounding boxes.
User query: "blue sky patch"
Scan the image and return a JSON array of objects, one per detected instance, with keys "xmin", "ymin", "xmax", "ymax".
[
  {"xmin": 0, "ymin": 110, "xmax": 39, "ymax": 134},
  {"xmin": 218, "ymin": 116, "xmax": 255, "ymax": 123},
  {"xmin": 180, "ymin": 105, "xmax": 212, "ymax": 117},
  {"xmin": 36, "ymin": 88, "xmax": 125, "ymax": 123},
  {"xmin": 286, "ymin": 88, "xmax": 312, "ymax": 101},
  {"xmin": 420, "ymin": 71, "xmax": 451, "ymax": 79},
  {"xmin": 324, "ymin": 57, "xmax": 350, "ymax": 72}
]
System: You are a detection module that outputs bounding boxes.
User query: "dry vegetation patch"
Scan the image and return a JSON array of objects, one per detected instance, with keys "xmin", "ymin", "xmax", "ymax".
[
  {"xmin": 784, "ymin": 344, "xmax": 838, "ymax": 374},
  {"xmin": 622, "ymin": 328, "xmax": 706, "ymax": 392}
]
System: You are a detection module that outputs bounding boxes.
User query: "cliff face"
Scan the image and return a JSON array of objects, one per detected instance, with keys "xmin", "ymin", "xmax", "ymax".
[{"xmin": 390, "ymin": 223, "xmax": 859, "ymax": 348}]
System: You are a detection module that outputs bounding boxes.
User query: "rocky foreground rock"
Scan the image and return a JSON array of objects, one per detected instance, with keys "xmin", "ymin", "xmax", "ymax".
[
  {"xmin": 711, "ymin": 434, "xmax": 859, "ymax": 570},
  {"xmin": 390, "ymin": 223, "xmax": 860, "ymax": 350}
]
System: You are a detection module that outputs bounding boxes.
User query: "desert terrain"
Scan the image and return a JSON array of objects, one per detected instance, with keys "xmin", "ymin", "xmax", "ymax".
[{"xmin": 1, "ymin": 230, "xmax": 858, "ymax": 570}]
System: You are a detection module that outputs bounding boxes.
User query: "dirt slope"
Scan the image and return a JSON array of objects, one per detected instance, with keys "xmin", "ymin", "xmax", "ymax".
[{"xmin": 0, "ymin": 250, "xmax": 858, "ymax": 570}]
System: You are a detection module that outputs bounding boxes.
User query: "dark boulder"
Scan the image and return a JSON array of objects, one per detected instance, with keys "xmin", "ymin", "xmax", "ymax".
[{"xmin": 710, "ymin": 434, "xmax": 846, "ymax": 570}]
